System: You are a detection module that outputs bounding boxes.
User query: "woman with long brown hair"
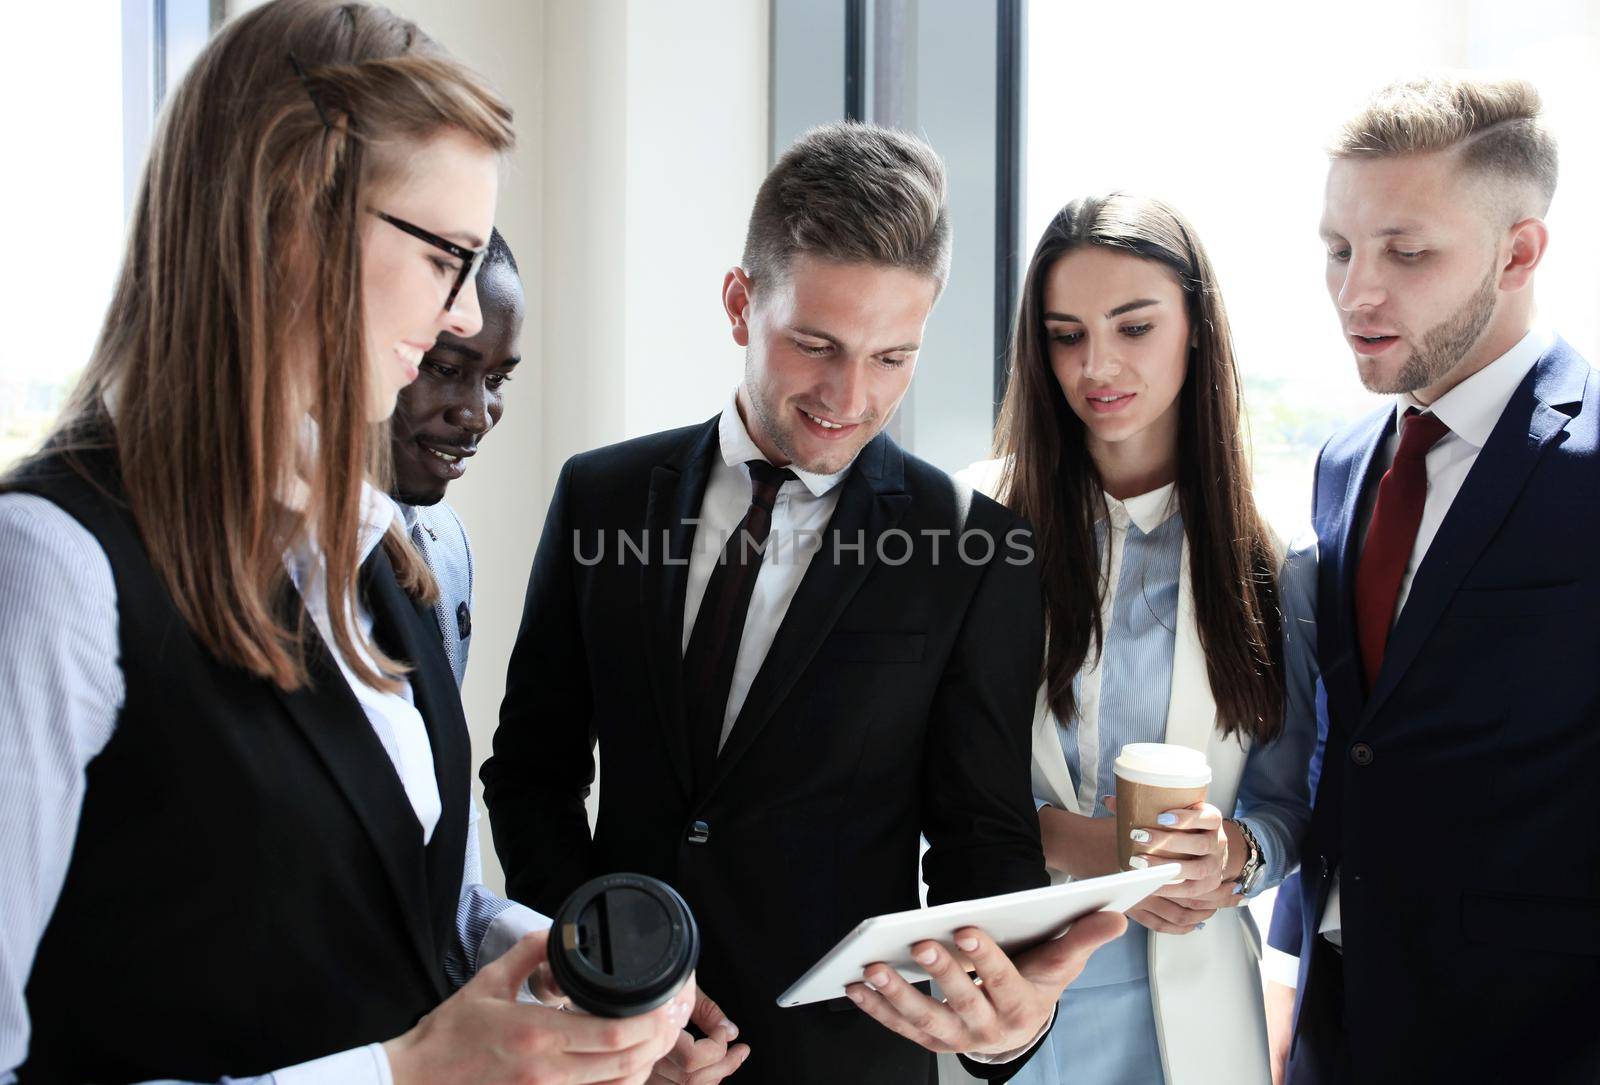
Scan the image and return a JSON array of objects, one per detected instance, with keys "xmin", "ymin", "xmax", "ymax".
[
  {"xmin": 962, "ymin": 194, "xmax": 1317, "ymax": 1084},
  {"xmin": 0, "ymin": 2, "xmax": 694, "ymax": 1083}
]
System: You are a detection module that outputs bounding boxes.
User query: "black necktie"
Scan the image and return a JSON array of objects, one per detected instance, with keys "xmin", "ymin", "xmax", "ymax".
[{"xmin": 683, "ymin": 460, "xmax": 796, "ymax": 790}]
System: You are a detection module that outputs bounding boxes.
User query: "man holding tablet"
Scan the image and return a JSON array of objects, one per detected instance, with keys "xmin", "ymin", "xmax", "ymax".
[{"xmin": 484, "ymin": 123, "xmax": 1124, "ymax": 1083}]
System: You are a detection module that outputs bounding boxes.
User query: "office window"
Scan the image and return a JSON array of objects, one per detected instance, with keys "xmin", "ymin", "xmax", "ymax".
[
  {"xmin": 771, "ymin": 0, "xmax": 1016, "ymax": 475},
  {"xmin": 1024, "ymin": 0, "xmax": 1600, "ymax": 531},
  {"xmin": 1, "ymin": 1, "xmax": 213, "ymax": 472}
]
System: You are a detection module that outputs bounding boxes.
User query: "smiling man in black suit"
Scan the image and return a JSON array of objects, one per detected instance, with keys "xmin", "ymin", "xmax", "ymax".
[{"xmin": 482, "ymin": 123, "xmax": 1122, "ymax": 1084}]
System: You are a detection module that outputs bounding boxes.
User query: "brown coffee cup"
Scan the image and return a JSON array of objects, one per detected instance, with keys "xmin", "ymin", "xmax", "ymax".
[{"xmin": 1113, "ymin": 742, "xmax": 1212, "ymax": 871}]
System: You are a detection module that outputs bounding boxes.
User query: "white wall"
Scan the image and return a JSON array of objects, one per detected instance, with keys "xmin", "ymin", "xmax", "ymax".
[
  {"xmin": 538, "ymin": 1, "xmax": 770, "ymax": 473},
  {"xmin": 227, "ymin": 0, "xmax": 769, "ymax": 893},
  {"xmin": 618, "ymin": 3, "xmax": 771, "ymax": 442}
]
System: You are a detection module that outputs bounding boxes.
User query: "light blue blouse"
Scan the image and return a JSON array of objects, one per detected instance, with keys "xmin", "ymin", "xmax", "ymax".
[
  {"xmin": 1014, "ymin": 485, "xmax": 1317, "ymax": 1085},
  {"xmin": 1048, "ymin": 488, "xmax": 1316, "ymax": 988}
]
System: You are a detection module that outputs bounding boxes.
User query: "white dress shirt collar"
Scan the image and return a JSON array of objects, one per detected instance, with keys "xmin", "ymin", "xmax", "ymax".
[
  {"xmin": 718, "ymin": 386, "xmax": 853, "ymax": 498},
  {"xmin": 1398, "ymin": 327, "xmax": 1552, "ymax": 448},
  {"xmin": 1102, "ymin": 482, "xmax": 1178, "ymax": 535},
  {"xmin": 283, "ymin": 483, "xmax": 402, "ymax": 569}
]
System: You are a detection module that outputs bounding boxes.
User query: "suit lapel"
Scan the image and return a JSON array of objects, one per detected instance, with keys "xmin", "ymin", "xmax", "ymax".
[
  {"xmin": 1030, "ymin": 683, "xmax": 1078, "ymax": 815},
  {"xmin": 1160, "ymin": 539, "xmax": 1252, "ymax": 812},
  {"xmin": 1162, "ymin": 540, "xmax": 1215, "ymax": 755},
  {"xmin": 1360, "ymin": 345, "xmax": 1590, "ymax": 726},
  {"xmin": 705, "ymin": 433, "xmax": 911, "ymax": 797},
  {"xmin": 640, "ymin": 418, "xmax": 721, "ymax": 801},
  {"xmin": 364, "ymin": 544, "xmax": 470, "ymax": 994},
  {"xmin": 1323, "ymin": 409, "xmax": 1392, "ymax": 738},
  {"xmin": 272, "ymin": 556, "xmax": 442, "ymax": 991}
]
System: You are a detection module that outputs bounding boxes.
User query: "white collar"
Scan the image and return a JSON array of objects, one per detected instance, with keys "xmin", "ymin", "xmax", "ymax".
[
  {"xmin": 717, "ymin": 386, "xmax": 853, "ymax": 498},
  {"xmin": 1103, "ymin": 482, "xmax": 1179, "ymax": 535},
  {"xmin": 1397, "ymin": 327, "xmax": 1553, "ymax": 448}
]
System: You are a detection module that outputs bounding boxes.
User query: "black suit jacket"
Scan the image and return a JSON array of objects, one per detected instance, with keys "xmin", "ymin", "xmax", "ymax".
[
  {"xmin": 1286, "ymin": 343, "xmax": 1600, "ymax": 1085},
  {"xmin": 484, "ymin": 419, "xmax": 1050, "ymax": 1084}
]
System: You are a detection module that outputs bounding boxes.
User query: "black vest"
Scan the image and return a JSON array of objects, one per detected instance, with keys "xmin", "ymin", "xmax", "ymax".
[{"xmin": 9, "ymin": 444, "xmax": 470, "ymax": 1084}]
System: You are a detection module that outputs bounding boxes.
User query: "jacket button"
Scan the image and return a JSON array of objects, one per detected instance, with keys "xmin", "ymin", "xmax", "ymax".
[
  {"xmin": 1350, "ymin": 742, "xmax": 1374, "ymax": 766},
  {"xmin": 686, "ymin": 819, "xmax": 710, "ymax": 845},
  {"xmin": 1319, "ymin": 855, "xmax": 1330, "ymax": 878}
]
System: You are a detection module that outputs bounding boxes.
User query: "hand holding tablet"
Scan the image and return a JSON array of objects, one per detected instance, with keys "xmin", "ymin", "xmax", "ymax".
[
  {"xmin": 778, "ymin": 864, "xmax": 1179, "ymax": 1007},
  {"xmin": 777, "ymin": 865, "xmax": 1179, "ymax": 1058},
  {"xmin": 845, "ymin": 911, "xmax": 1128, "ymax": 1059}
]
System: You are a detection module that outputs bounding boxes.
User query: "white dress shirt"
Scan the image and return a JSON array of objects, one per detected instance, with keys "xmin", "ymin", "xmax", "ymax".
[
  {"xmin": 1319, "ymin": 326, "xmax": 1551, "ymax": 946},
  {"xmin": 683, "ymin": 392, "xmax": 1042, "ymax": 1065},
  {"xmin": 284, "ymin": 486, "xmax": 443, "ymax": 843},
  {"xmin": 681, "ymin": 388, "xmax": 851, "ymax": 750}
]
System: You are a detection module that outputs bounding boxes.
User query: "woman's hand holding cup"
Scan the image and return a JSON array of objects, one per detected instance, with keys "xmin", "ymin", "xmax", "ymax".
[
  {"xmin": 1104, "ymin": 796, "xmax": 1229, "ymax": 934},
  {"xmin": 1108, "ymin": 742, "xmax": 1238, "ymax": 935}
]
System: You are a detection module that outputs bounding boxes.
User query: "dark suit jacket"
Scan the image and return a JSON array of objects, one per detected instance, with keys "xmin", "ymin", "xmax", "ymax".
[
  {"xmin": 1286, "ymin": 342, "xmax": 1600, "ymax": 1085},
  {"xmin": 12, "ymin": 442, "xmax": 470, "ymax": 1083},
  {"xmin": 483, "ymin": 419, "xmax": 1051, "ymax": 1084},
  {"xmin": 1266, "ymin": 682, "xmax": 1327, "ymax": 958}
]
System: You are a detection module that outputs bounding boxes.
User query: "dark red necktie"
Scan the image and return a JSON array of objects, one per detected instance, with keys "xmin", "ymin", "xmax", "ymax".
[
  {"xmin": 683, "ymin": 460, "xmax": 795, "ymax": 789},
  {"xmin": 1354, "ymin": 409, "xmax": 1451, "ymax": 694}
]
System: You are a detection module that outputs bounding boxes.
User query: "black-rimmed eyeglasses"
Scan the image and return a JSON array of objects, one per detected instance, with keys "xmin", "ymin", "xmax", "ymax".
[{"xmin": 370, "ymin": 209, "xmax": 488, "ymax": 314}]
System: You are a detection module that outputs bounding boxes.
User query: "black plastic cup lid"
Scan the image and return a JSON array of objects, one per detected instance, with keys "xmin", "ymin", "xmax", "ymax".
[{"xmin": 547, "ymin": 873, "xmax": 700, "ymax": 1018}]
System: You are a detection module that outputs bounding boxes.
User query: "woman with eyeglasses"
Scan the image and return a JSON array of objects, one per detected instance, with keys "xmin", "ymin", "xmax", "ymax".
[
  {"xmin": 0, "ymin": 3, "xmax": 696, "ymax": 1084},
  {"xmin": 961, "ymin": 194, "xmax": 1318, "ymax": 1085}
]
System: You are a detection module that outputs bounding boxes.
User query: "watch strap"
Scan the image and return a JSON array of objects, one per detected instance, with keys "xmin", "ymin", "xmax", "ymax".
[{"xmin": 1229, "ymin": 817, "xmax": 1263, "ymax": 890}]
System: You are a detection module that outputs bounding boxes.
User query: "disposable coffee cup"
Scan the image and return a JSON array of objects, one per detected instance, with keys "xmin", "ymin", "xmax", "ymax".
[
  {"xmin": 1113, "ymin": 743, "xmax": 1211, "ymax": 871},
  {"xmin": 547, "ymin": 873, "xmax": 700, "ymax": 1017}
]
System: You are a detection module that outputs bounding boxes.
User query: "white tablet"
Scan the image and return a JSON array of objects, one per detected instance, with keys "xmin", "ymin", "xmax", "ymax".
[{"xmin": 776, "ymin": 864, "xmax": 1180, "ymax": 1008}]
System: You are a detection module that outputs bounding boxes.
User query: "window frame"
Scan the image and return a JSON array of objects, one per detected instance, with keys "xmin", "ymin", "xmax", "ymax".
[{"xmin": 768, "ymin": 0, "xmax": 1026, "ymax": 468}]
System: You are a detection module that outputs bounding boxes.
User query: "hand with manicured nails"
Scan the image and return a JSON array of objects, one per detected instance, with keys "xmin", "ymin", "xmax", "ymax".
[
  {"xmin": 1108, "ymin": 797, "xmax": 1244, "ymax": 935},
  {"xmin": 383, "ymin": 931, "xmax": 691, "ymax": 1085},
  {"xmin": 842, "ymin": 910, "xmax": 1126, "ymax": 1058},
  {"xmin": 645, "ymin": 989, "xmax": 750, "ymax": 1084}
]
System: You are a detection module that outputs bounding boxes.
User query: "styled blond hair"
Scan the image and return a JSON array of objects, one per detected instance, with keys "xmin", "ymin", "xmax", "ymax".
[
  {"xmin": 6, "ymin": 0, "xmax": 514, "ymax": 692},
  {"xmin": 1333, "ymin": 75, "xmax": 1558, "ymax": 216}
]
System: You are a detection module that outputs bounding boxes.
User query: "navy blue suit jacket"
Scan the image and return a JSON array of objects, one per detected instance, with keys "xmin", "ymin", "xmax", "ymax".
[
  {"xmin": 1285, "ymin": 341, "xmax": 1600, "ymax": 1084},
  {"xmin": 1266, "ymin": 683, "xmax": 1326, "ymax": 958}
]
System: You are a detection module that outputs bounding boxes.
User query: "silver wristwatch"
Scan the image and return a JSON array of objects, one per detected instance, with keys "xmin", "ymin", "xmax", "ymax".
[{"xmin": 1228, "ymin": 817, "xmax": 1264, "ymax": 896}]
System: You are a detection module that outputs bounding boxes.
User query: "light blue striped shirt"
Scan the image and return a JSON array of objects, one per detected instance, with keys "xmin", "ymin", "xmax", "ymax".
[{"xmin": 0, "ymin": 492, "xmax": 544, "ymax": 1085}]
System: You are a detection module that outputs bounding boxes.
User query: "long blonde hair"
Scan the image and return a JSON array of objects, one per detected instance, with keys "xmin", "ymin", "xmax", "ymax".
[{"xmin": 10, "ymin": 0, "xmax": 514, "ymax": 692}]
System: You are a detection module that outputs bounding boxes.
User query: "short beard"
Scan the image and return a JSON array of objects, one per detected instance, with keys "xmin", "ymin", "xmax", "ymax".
[
  {"xmin": 743, "ymin": 353, "xmax": 804, "ymax": 467},
  {"xmin": 741, "ymin": 354, "xmax": 876, "ymax": 476},
  {"xmin": 1371, "ymin": 265, "xmax": 1498, "ymax": 395}
]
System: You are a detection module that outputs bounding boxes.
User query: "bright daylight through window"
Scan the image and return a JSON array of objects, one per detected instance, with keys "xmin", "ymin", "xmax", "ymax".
[{"xmin": 1024, "ymin": 0, "xmax": 1600, "ymax": 532}]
